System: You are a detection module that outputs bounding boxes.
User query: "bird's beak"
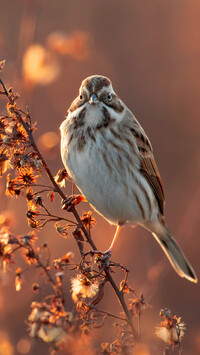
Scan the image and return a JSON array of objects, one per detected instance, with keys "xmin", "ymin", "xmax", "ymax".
[{"xmin": 89, "ymin": 93, "xmax": 99, "ymax": 105}]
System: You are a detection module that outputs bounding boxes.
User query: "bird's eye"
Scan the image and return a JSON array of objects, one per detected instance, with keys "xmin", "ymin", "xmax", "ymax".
[
  {"xmin": 79, "ymin": 94, "xmax": 83, "ymax": 100},
  {"xmin": 107, "ymin": 93, "xmax": 112, "ymax": 101}
]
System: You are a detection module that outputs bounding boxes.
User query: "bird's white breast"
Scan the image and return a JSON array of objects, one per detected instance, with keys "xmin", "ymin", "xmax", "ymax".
[{"xmin": 60, "ymin": 115, "xmax": 156, "ymax": 226}]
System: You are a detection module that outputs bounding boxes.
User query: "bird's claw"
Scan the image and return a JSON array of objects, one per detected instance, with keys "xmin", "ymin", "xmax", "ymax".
[
  {"xmin": 87, "ymin": 249, "xmax": 112, "ymax": 267},
  {"xmin": 62, "ymin": 194, "xmax": 86, "ymax": 211}
]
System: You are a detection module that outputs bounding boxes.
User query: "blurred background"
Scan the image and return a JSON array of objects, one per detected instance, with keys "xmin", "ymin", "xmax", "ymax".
[{"xmin": 0, "ymin": 0, "xmax": 200, "ymax": 354}]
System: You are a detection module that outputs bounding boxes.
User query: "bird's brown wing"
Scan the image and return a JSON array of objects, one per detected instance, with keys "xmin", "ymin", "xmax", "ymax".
[{"xmin": 130, "ymin": 125, "xmax": 165, "ymax": 215}]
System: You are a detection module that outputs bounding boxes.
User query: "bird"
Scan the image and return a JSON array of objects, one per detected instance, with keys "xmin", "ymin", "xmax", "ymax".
[{"xmin": 60, "ymin": 74, "xmax": 197, "ymax": 283}]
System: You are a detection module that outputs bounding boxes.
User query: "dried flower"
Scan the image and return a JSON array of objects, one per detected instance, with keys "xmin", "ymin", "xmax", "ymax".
[
  {"xmin": 37, "ymin": 324, "xmax": 67, "ymax": 344},
  {"xmin": 71, "ymin": 274, "xmax": 99, "ymax": 302},
  {"xmin": 6, "ymin": 174, "xmax": 21, "ymax": 196},
  {"xmin": 0, "ymin": 59, "xmax": 5, "ymax": 72},
  {"xmin": 28, "ymin": 219, "xmax": 40, "ymax": 229},
  {"xmin": 155, "ymin": 308, "xmax": 186, "ymax": 347},
  {"xmin": 129, "ymin": 293, "xmax": 151, "ymax": 317},
  {"xmin": 15, "ymin": 268, "xmax": 23, "ymax": 291},
  {"xmin": 12, "ymin": 124, "xmax": 27, "ymax": 141},
  {"xmin": 48, "ymin": 191, "xmax": 55, "ymax": 202},
  {"xmin": 7, "ymin": 102, "xmax": 17, "ymax": 116},
  {"xmin": 56, "ymin": 271, "xmax": 64, "ymax": 286},
  {"xmin": 28, "ymin": 301, "xmax": 71, "ymax": 345},
  {"xmin": 81, "ymin": 211, "xmax": 96, "ymax": 229},
  {"xmin": 61, "ymin": 252, "xmax": 74, "ymax": 263},
  {"xmin": 31, "ymin": 156, "xmax": 42, "ymax": 171},
  {"xmin": 54, "ymin": 168, "xmax": 69, "ymax": 187},
  {"xmin": 26, "ymin": 209, "xmax": 40, "ymax": 228},
  {"xmin": 24, "ymin": 248, "xmax": 37, "ymax": 264},
  {"xmin": 20, "ymin": 232, "xmax": 37, "ymax": 246},
  {"xmin": 35, "ymin": 196, "xmax": 43, "ymax": 206},
  {"xmin": 2, "ymin": 134, "xmax": 13, "ymax": 146},
  {"xmin": 53, "ymin": 252, "xmax": 74, "ymax": 270},
  {"xmin": 19, "ymin": 154, "xmax": 29, "ymax": 168},
  {"xmin": 55, "ymin": 222, "xmax": 69, "ymax": 237},
  {"xmin": 26, "ymin": 189, "xmax": 34, "ymax": 201},
  {"xmin": 32, "ymin": 283, "xmax": 40, "ymax": 292},
  {"xmin": 0, "ymin": 227, "xmax": 10, "ymax": 245},
  {"xmin": 0, "ymin": 153, "xmax": 12, "ymax": 176},
  {"xmin": 17, "ymin": 169, "xmax": 36, "ymax": 184},
  {"xmin": 2, "ymin": 251, "xmax": 14, "ymax": 271}
]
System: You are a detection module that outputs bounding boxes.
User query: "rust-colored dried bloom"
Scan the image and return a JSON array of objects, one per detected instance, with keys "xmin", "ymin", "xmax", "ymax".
[
  {"xmin": 55, "ymin": 222, "xmax": 69, "ymax": 237},
  {"xmin": 2, "ymin": 134, "xmax": 13, "ymax": 146},
  {"xmin": 155, "ymin": 308, "xmax": 186, "ymax": 346},
  {"xmin": 17, "ymin": 169, "xmax": 36, "ymax": 185},
  {"xmin": 28, "ymin": 219, "xmax": 40, "ymax": 229},
  {"xmin": 18, "ymin": 154, "xmax": 29, "ymax": 168},
  {"xmin": 26, "ymin": 189, "xmax": 34, "ymax": 201},
  {"xmin": 32, "ymin": 283, "xmax": 40, "ymax": 292},
  {"xmin": 15, "ymin": 268, "xmax": 23, "ymax": 291},
  {"xmin": 38, "ymin": 325, "xmax": 68, "ymax": 344},
  {"xmin": 81, "ymin": 211, "xmax": 96, "ymax": 229},
  {"xmin": 35, "ymin": 196, "xmax": 43, "ymax": 206},
  {"xmin": 0, "ymin": 226, "xmax": 10, "ymax": 246},
  {"xmin": 54, "ymin": 168, "xmax": 69, "ymax": 187},
  {"xmin": 6, "ymin": 100, "xmax": 17, "ymax": 116},
  {"xmin": 48, "ymin": 191, "xmax": 55, "ymax": 202},
  {"xmin": 0, "ymin": 152, "xmax": 12, "ymax": 176},
  {"xmin": 129, "ymin": 293, "xmax": 151, "ymax": 317},
  {"xmin": 30, "ymin": 153, "xmax": 42, "ymax": 171},
  {"xmin": 2, "ymin": 247, "xmax": 14, "ymax": 267},
  {"xmin": 53, "ymin": 252, "xmax": 74, "ymax": 270},
  {"xmin": 12, "ymin": 123, "xmax": 28, "ymax": 142},
  {"xmin": 20, "ymin": 232, "xmax": 37, "ymax": 246},
  {"xmin": 0, "ymin": 227, "xmax": 14, "ymax": 266},
  {"xmin": 61, "ymin": 252, "xmax": 74, "ymax": 263},
  {"xmin": 71, "ymin": 274, "xmax": 99, "ymax": 302},
  {"xmin": 56, "ymin": 271, "xmax": 64, "ymax": 286},
  {"xmin": 26, "ymin": 208, "xmax": 39, "ymax": 220},
  {"xmin": 0, "ymin": 60, "xmax": 5, "ymax": 72},
  {"xmin": 24, "ymin": 248, "xmax": 37, "ymax": 264},
  {"xmin": 28, "ymin": 301, "xmax": 72, "ymax": 345},
  {"xmin": 6, "ymin": 174, "xmax": 21, "ymax": 196}
]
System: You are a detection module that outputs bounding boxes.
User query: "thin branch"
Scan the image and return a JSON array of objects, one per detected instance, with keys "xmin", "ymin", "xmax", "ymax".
[
  {"xmin": 38, "ymin": 212, "xmax": 77, "ymax": 225},
  {"xmin": 33, "ymin": 252, "xmax": 56, "ymax": 287},
  {"xmin": 105, "ymin": 268, "xmax": 139, "ymax": 340},
  {"xmin": 89, "ymin": 305, "xmax": 126, "ymax": 321}
]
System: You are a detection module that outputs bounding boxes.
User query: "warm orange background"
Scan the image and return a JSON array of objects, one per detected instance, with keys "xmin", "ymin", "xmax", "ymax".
[{"xmin": 0, "ymin": 1, "xmax": 200, "ymax": 354}]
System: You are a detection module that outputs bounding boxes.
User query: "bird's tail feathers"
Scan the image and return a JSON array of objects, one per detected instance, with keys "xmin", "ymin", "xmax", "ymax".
[{"xmin": 147, "ymin": 222, "xmax": 197, "ymax": 283}]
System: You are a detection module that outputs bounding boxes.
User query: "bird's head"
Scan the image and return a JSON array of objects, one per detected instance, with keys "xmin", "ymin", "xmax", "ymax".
[{"xmin": 68, "ymin": 75, "xmax": 124, "ymax": 128}]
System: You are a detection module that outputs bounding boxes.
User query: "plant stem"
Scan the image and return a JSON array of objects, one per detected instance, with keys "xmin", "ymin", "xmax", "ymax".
[{"xmin": 105, "ymin": 268, "xmax": 139, "ymax": 340}]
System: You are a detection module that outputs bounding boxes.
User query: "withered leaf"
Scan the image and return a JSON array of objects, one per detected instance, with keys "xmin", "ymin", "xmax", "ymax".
[{"xmin": 0, "ymin": 60, "xmax": 5, "ymax": 72}]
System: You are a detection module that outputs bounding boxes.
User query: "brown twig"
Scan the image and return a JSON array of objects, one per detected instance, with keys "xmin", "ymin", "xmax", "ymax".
[{"xmin": 105, "ymin": 268, "xmax": 139, "ymax": 340}]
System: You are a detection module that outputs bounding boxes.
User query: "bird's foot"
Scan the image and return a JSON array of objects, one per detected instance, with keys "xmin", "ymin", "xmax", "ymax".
[
  {"xmin": 87, "ymin": 249, "xmax": 112, "ymax": 267},
  {"xmin": 62, "ymin": 194, "xmax": 86, "ymax": 211}
]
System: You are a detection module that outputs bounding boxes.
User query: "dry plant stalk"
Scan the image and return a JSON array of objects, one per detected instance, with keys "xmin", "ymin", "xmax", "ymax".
[{"xmin": 0, "ymin": 63, "xmax": 186, "ymax": 354}]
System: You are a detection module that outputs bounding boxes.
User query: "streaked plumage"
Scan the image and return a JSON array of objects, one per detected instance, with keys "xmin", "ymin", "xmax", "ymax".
[{"xmin": 60, "ymin": 75, "xmax": 197, "ymax": 283}]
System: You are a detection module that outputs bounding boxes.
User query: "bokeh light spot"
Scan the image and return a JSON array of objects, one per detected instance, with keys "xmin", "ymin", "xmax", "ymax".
[
  {"xmin": 17, "ymin": 338, "xmax": 31, "ymax": 354},
  {"xmin": 38, "ymin": 132, "xmax": 59, "ymax": 150},
  {"xmin": 0, "ymin": 331, "xmax": 13, "ymax": 355}
]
